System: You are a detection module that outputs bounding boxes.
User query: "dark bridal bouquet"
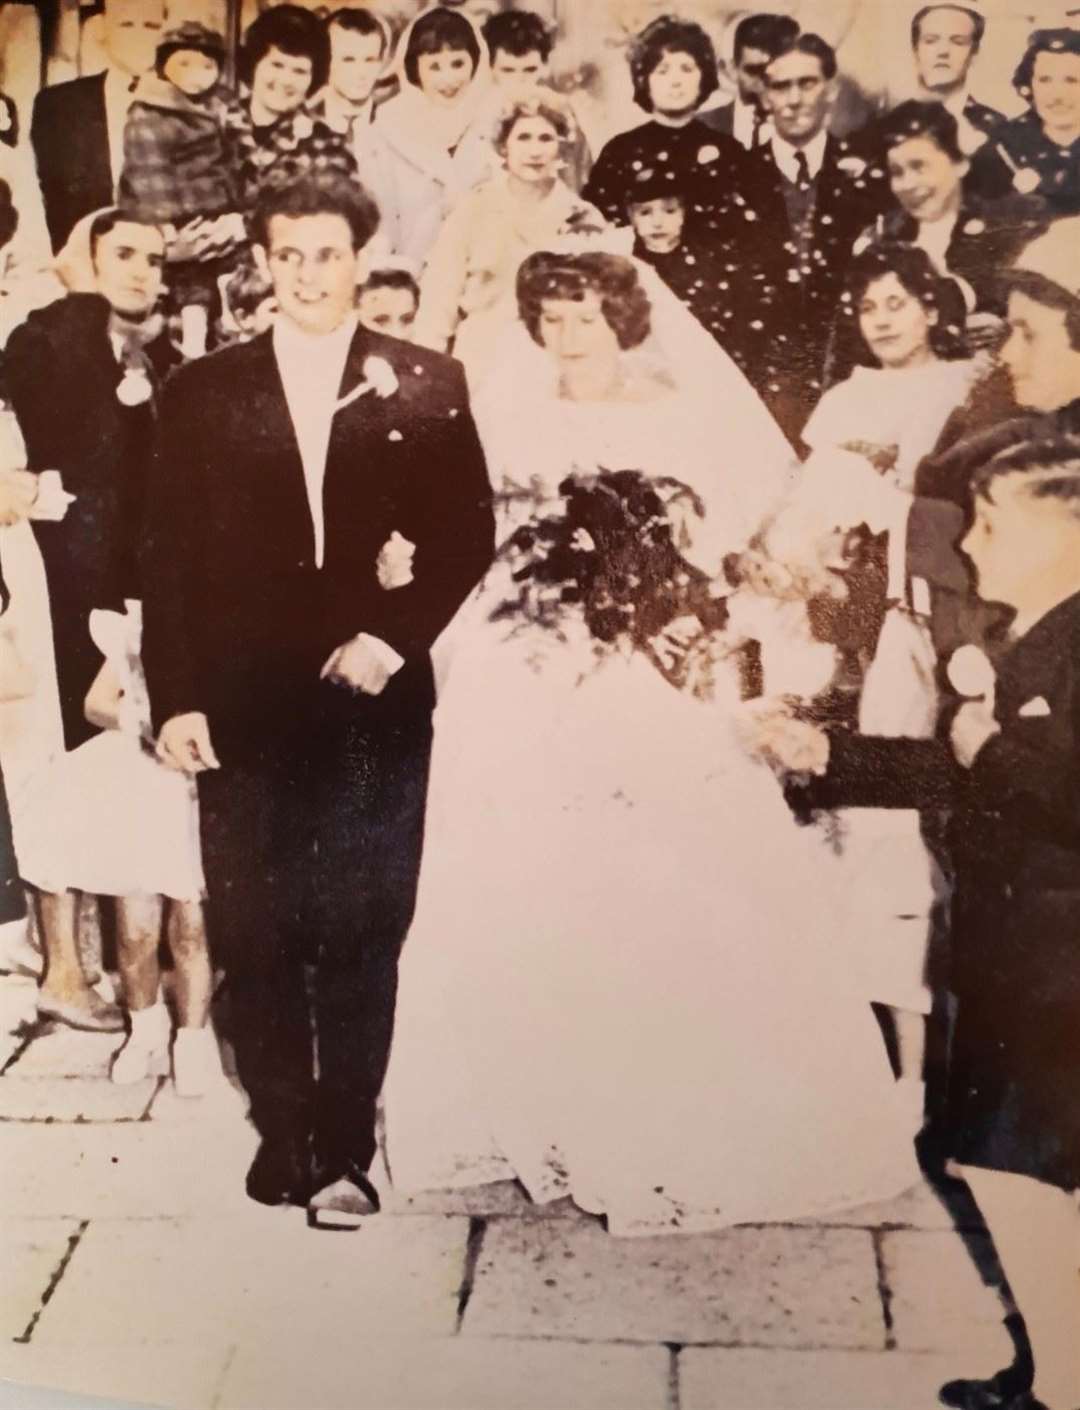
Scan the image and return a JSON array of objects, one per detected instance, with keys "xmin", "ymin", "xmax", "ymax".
[{"xmin": 489, "ymin": 469, "xmax": 730, "ymax": 694}]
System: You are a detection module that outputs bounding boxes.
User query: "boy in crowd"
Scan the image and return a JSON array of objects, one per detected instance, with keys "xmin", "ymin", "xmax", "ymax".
[{"xmin": 357, "ymin": 265, "xmax": 420, "ymax": 341}]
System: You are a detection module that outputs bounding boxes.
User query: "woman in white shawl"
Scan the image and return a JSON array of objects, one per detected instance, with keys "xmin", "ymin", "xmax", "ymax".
[
  {"xmin": 382, "ymin": 247, "xmax": 923, "ymax": 1237},
  {"xmin": 374, "ymin": 5, "xmax": 492, "ymax": 266}
]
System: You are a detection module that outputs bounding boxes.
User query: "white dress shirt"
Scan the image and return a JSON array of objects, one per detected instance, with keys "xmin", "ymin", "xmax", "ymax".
[
  {"xmin": 770, "ymin": 128, "xmax": 829, "ymax": 185},
  {"xmin": 732, "ymin": 96, "xmax": 770, "ymax": 150},
  {"xmin": 273, "ymin": 314, "xmax": 404, "ymax": 673}
]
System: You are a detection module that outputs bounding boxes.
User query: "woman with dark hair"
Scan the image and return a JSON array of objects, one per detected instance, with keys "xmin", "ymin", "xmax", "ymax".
[
  {"xmin": 3, "ymin": 209, "xmax": 225, "ymax": 1098},
  {"xmin": 815, "ymin": 241, "xmax": 983, "ymax": 478},
  {"xmin": 223, "ymin": 4, "xmax": 355, "ymax": 211},
  {"xmin": 374, "ymin": 6, "xmax": 491, "ymax": 262},
  {"xmin": 582, "ymin": 15, "xmax": 744, "ymax": 232},
  {"xmin": 865, "ymin": 100, "xmax": 1045, "ymax": 325},
  {"xmin": 381, "ymin": 246, "xmax": 923, "ymax": 1236},
  {"xmin": 414, "ymin": 93, "xmax": 606, "ymax": 377},
  {"xmin": 970, "ymin": 29, "xmax": 1080, "ymax": 216}
]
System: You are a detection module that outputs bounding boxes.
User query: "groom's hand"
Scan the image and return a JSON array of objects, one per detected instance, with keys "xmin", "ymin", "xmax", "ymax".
[
  {"xmin": 157, "ymin": 712, "xmax": 220, "ymax": 774},
  {"xmin": 320, "ymin": 634, "xmax": 402, "ymax": 696}
]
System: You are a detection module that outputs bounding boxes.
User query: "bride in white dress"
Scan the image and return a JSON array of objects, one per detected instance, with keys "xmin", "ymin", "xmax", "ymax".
[{"xmin": 382, "ymin": 250, "xmax": 923, "ymax": 1236}]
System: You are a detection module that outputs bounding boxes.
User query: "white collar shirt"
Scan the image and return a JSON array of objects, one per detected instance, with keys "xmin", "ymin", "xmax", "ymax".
[
  {"xmin": 770, "ymin": 128, "xmax": 828, "ymax": 185},
  {"xmin": 732, "ymin": 96, "xmax": 769, "ymax": 150},
  {"xmin": 272, "ymin": 314, "xmax": 357, "ymax": 571}
]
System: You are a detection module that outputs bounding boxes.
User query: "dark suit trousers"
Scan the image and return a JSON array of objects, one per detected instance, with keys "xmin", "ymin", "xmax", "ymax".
[{"xmin": 198, "ymin": 688, "xmax": 432, "ymax": 1176}]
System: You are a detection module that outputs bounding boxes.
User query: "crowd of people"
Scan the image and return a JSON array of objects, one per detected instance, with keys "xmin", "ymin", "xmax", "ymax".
[{"xmin": 0, "ymin": 3, "xmax": 1080, "ymax": 1408}]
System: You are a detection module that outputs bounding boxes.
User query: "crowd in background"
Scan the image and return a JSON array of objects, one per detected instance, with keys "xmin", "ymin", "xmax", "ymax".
[{"xmin": 1, "ymin": 3, "xmax": 1080, "ymax": 1408}]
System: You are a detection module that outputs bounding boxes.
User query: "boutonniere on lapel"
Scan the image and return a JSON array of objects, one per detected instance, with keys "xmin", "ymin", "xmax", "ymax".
[
  {"xmin": 1018, "ymin": 696, "xmax": 1051, "ymax": 719},
  {"xmin": 334, "ymin": 355, "xmax": 400, "ymax": 415},
  {"xmin": 116, "ymin": 367, "xmax": 154, "ymax": 407},
  {"xmin": 947, "ymin": 644, "xmax": 996, "ymax": 701},
  {"xmin": 962, "ymin": 217, "xmax": 987, "ymax": 236},
  {"xmin": 376, "ymin": 530, "xmax": 416, "ymax": 590}
]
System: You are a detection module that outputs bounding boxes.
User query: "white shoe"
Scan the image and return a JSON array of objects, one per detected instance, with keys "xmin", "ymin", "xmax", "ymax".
[
  {"xmin": 172, "ymin": 1026, "xmax": 230, "ymax": 1099},
  {"xmin": 111, "ymin": 1002, "xmax": 171, "ymax": 1085}
]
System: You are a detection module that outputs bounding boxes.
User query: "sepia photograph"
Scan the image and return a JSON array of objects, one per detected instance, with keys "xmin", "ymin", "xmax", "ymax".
[{"xmin": 0, "ymin": 0, "xmax": 1079, "ymax": 1407}]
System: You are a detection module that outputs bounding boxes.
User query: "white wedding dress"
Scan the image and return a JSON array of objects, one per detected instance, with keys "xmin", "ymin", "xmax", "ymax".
[{"xmin": 383, "ymin": 276, "xmax": 923, "ymax": 1235}]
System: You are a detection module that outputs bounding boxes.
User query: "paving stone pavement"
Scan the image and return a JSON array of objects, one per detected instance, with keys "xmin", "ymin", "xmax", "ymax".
[{"xmin": 0, "ymin": 977, "xmax": 1019, "ymax": 1410}]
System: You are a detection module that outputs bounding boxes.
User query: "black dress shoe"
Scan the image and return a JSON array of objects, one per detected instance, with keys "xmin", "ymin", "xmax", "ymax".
[
  {"xmin": 307, "ymin": 1166, "xmax": 381, "ymax": 1231},
  {"xmin": 940, "ymin": 1364, "xmax": 1034, "ymax": 1409},
  {"xmin": 245, "ymin": 1137, "xmax": 311, "ymax": 1208},
  {"xmin": 940, "ymin": 1384, "xmax": 1047, "ymax": 1410}
]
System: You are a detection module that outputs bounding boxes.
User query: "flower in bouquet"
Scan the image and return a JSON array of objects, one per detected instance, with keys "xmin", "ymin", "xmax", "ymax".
[{"xmin": 490, "ymin": 468, "xmax": 730, "ymax": 693}]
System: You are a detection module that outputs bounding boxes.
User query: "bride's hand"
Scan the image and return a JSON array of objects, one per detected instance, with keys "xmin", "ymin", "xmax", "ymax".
[
  {"xmin": 734, "ymin": 699, "xmax": 830, "ymax": 776},
  {"xmin": 649, "ymin": 614, "xmax": 702, "ymax": 672}
]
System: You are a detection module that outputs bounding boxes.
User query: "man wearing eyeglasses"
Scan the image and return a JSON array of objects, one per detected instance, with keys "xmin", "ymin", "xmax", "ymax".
[{"xmin": 141, "ymin": 173, "xmax": 494, "ymax": 1226}]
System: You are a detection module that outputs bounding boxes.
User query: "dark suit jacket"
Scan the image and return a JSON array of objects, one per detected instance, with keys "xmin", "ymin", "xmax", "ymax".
[
  {"xmin": 3, "ymin": 294, "xmax": 174, "ymax": 749},
  {"xmin": 699, "ymin": 103, "xmax": 735, "ymax": 139},
  {"xmin": 736, "ymin": 133, "xmax": 889, "ymax": 433},
  {"xmin": 31, "ymin": 73, "xmax": 114, "ymax": 253},
  {"xmin": 141, "ymin": 324, "xmax": 495, "ymax": 763}
]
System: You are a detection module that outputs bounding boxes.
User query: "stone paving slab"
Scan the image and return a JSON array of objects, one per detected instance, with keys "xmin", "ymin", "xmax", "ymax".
[
  {"xmin": 0, "ymin": 1217, "xmax": 81, "ymax": 1340},
  {"xmin": 0, "ymin": 1116, "xmax": 259, "ymax": 1220},
  {"xmin": 793, "ymin": 1180, "xmax": 974, "ymax": 1233},
  {"xmin": 7, "ymin": 1027, "xmax": 120, "ymax": 1079},
  {"xmin": 882, "ymin": 1230, "xmax": 1012, "ymax": 1365},
  {"xmin": 679, "ymin": 1346, "xmax": 977, "ymax": 1410},
  {"xmin": 385, "ymin": 1181, "xmax": 591, "ymax": 1222},
  {"xmin": 0, "ymin": 1075, "xmax": 158, "ymax": 1123},
  {"xmin": 33, "ymin": 1213, "xmax": 470, "ymax": 1349},
  {"xmin": 0, "ymin": 1340, "xmax": 229, "ymax": 1410},
  {"xmin": 464, "ymin": 1218, "xmax": 886, "ymax": 1350},
  {"xmin": 218, "ymin": 1334, "xmax": 671, "ymax": 1410}
]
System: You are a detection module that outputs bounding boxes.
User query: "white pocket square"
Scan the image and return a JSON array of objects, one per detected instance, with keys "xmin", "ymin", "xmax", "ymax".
[{"xmin": 1018, "ymin": 696, "xmax": 1051, "ymax": 718}]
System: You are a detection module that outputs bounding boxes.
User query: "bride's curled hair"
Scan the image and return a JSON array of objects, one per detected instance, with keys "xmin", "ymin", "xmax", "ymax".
[{"xmin": 516, "ymin": 251, "xmax": 652, "ymax": 351}]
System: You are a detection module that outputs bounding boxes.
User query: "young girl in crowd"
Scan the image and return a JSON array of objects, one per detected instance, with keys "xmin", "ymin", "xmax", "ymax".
[
  {"xmin": 119, "ymin": 21, "xmax": 242, "ymax": 359},
  {"xmin": 375, "ymin": 6, "xmax": 491, "ymax": 266}
]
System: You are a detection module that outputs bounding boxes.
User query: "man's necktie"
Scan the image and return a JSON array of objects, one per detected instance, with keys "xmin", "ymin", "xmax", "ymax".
[{"xmin": 794, "ymin": 149, "xmax": 812, "ymax": 195}]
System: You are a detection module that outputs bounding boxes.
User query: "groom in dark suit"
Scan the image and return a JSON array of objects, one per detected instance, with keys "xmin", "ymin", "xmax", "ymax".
[{"xmin": 141, "ymin": 174, "xmax": 494, "ymax": 1223}]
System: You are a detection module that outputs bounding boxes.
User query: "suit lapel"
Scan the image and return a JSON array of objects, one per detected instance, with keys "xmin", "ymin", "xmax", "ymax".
[
  {"xmin": 82, "ymin": 73, "xmax": 112, "ymax": 195},
  {"xmin": 245, "ymin": 331, "xmax": 316, "ymax": 563}
]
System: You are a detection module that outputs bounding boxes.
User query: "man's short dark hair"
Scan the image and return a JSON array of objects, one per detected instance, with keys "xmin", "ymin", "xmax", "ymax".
[
  {"xmin": 88, "ymin": 208, "xmax": 164, "ymax": 261},
  {"xmin": 361, "ymin": 267, "xmax": 420, "ymax": 302},
  {"xmin": 910, "ymin": 5, "xmax": 986, "ymax": 52},
  {"xmin": 326, "ymin": 7, "xmax": 388, "ymax": 60},
  {"xmin": 483, "ymin": 9, "xmax": 552, "ymax": 63},
  {"xmin": 765, "ymin": 31, "xmax": 837, "ymax": 83},
  {"xmin": 733, "ymin": 13, "xmax": 800, "ymax": 65},
  {"xmin": 879, "ymin": 99, "xmax": 965, "ymax": 165},
  {"xmin": 402, "ymin": 8, "xmax": 481, "ymax": 86},
  {"xmin": 250, "ymin": 173, "xmax": 380, "ymax": 253},
  {"xmin": 1002, "ymin": 268, "xmax": 1080, "ymax": 353},
  {"xmin": 629, "ymin": 16, "xmax": 720, "ymax": 112},
  {"xmin": 239, "ymin": 4, "xmax": 330, "ymax": 94},
  {"xmin": 973, "ymin": 437, "xmax": 1080, "ymax": 509}
]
